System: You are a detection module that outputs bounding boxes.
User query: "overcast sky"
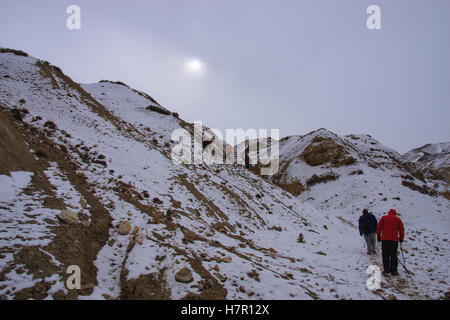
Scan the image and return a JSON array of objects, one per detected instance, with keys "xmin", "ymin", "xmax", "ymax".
[{"xmin": 1, "ymin": 0, "xmax": 449, "ymax": 153}]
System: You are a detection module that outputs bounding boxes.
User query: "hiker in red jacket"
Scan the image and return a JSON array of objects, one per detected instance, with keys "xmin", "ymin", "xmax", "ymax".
[{"xmin": 376, "ymin": 209, "xmax": 405, "ymax": 276}]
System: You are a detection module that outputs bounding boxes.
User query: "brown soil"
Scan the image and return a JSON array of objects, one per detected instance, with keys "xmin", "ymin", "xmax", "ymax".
[
  {"xmin": 432, "ymin": 167, "xmax": 450, "ymax": 184},
  {"xmin": 301, "ymin": 136, "xmax": 356, "ymax": 167},
  {"xmin": 306, "ymin": 172, "xmax": 339, "ymax": 187},
  {"xmin": 120, "ymin": 227, "xmax": 227, "ymax": 300},
  {"xmin": 281, "ymin": 181, "xmax": 305, "ymax": 196},
  {"xmin": 0, "ymin": 105, "xmax": 111, "ymax": 300},
  {"xmin": 401, "ymin": 180, "xmax": 438, "ymax": 197}
]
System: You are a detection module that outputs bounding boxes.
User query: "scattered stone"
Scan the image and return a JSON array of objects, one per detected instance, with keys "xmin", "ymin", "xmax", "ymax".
[
  {"xmin": 118, "ymin": 221, "xmax": 131, "ymax": 235},
  {"xmin": 222, "ymin": 257, "xmax": 232, "ymax": 263},
  {"xmin": 247, "ymin": 270, "xmax": 260, "ymax": 282},
  {"xmin": 79, "ymin": 199, "xmax": 87, "ymax": 209},
  {"xmin": 53, "ymin": 290, "xmax": 66, "ymax": 300},
  {"xmin": 175, "ymin": 267, "xmax": 193, "ymax": 283},
  {"xmin": 215, "ymin": 273, "xmax": 227, "ymax": 282},
  {"xmin": 152, "ymin": 211, "xmax": 164, "ymax": 224},
  {"xmin": 153, "ymin": 197, "xmax": 163, "ymax": 205},
  {"xmin": 129, "ymin": 226, "xmax": 138, "ymax": 235},
  {"xmin": 57, "ymin": 209, "xmax": 78, "ymax": 224},
  {"xmin": 81, "ymin": 283, "xmax": 94, "ymax": 290},
  {"xmin": 196, "ymin": 282, "xmax": 204, "ymax": 291},
  {"xmin": 206, "ymin": 278, "xmax": 215, "ymax": 288}
]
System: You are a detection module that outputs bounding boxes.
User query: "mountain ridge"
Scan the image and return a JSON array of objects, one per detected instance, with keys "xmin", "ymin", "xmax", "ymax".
[{"xmin": 0, "ymin": 48, "xmax": 449, "ymax": 300}]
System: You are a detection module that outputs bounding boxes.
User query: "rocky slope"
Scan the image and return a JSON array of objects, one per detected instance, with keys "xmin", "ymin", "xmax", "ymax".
[
  {"xmin": 268, "ymin": 129, "xmax": 450, "ymax": 299},
  {"xmin": 404, "ymin": 143, "xmax": 450, "ymax": 188},
  {"xmin": 0, "ymin": 48, "xmax": 449, "ymax": 300}
]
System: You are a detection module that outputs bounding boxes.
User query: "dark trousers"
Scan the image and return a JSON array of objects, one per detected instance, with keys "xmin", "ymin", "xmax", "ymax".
[{"xmin": 381, "ymin": 240, "xmax": 398, "ymax": 273}]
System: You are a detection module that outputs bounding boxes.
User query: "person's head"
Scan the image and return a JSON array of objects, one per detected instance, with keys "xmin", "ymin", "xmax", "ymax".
[
  {"xmin": 388, "ymin": 209, "xmax": 396, "ymax": 216},
  {"xmin": 363, "ymin": 209, "xmax": 369, "ymax": 215}
]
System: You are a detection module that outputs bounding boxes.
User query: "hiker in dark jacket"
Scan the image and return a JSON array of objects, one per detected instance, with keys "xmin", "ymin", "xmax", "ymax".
[
  {"xmin": 377, "ymin": 209, "xmax": 405, "ymax": 276},
  {"xmin": 245, "ymin": 153, "xmax": 250, "ymax": 169},
  {"xmin": 358, "ymin": 209, "xmax": 378, "ymax": 254}
]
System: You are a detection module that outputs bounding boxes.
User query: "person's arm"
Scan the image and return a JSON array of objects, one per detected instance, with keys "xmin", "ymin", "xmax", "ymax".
[
  {"xmin": 376, "ymin": 217, "xmax": 384, "ymax": 240},
  {"xmin": 376, "ymin": 217, "xmax": 383, "ymax": 235},
  {"xmin": 371, "ymin": 215, "xmax": 378, "ymax": 230}
]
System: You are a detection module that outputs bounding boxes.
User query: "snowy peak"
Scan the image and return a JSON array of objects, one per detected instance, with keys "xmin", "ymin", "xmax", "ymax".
[
  {"xmin": 403, "ymin": 142, "xmax": 450, "ymax": 184},
  {"xmin": 273, "ymin": 128, "xmax": 420, "ymax": 194},
  {"xmin": 405, "ymin": 142, "xmax": 450, "ymax": 158}
]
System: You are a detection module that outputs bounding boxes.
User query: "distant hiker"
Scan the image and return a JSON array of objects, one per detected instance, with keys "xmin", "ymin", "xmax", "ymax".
[
  {"xmin": 377, "ymin": 209, "xmax": 405, "ymax": 276},
  {"xmin": 245, "ymin": 153, "xmax": 250, "ymax": 169},
  {"xmin": 358, "ymin": 209, "xmax": 378, "ymax": 254}
]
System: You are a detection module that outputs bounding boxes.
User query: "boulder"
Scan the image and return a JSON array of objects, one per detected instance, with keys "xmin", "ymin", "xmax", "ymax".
[
  {"xmin": 175, "ymin": 267, "xmax": 193, "ymax": 283},
  {"xmin": 215, "ymin": 273, "xmax": 227, "ymax": 282},
  {"xmin": 131, "ymin": 226, "xmax": 139, "ymax": 235},
  {"xmin": 58, "ymin": 209, "xmax": 78, "ymax": 224},
  {"xmin": 118, "ymin": 221, "xmax": 131, "ymax": 235},
  {"xmin": 79, "ymin": 199, "xmax": 87, "ymax": 209}
]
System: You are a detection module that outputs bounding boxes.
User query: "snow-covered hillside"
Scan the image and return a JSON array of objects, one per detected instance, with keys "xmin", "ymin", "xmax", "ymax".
[
  {"xmin": 0, "ymin": 48, "xmax": 449, "ymax": 300},
  {"xmin": 269, "ymin": 129, "xmax": 450, "ymax": 299},
  {"xmin": 404, "ymin": 142, "xmax": 450, "ymax": 185}
]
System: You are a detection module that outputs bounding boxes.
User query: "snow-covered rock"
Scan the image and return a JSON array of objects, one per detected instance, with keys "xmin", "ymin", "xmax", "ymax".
[{"xmin": 404, "ymin": 142, "xmax": 450, "ymax": 184}]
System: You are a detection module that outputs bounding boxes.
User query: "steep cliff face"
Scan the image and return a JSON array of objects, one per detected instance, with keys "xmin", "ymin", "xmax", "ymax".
[{"xmin": 0, "ymin": 49, "xmax": 449, "ymax": 300}]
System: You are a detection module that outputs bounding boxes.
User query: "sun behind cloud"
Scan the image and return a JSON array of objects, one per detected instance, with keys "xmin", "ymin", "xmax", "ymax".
[{"xmin": 185, "ymin": 58, "xmax": 204, "ymax": 75}]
